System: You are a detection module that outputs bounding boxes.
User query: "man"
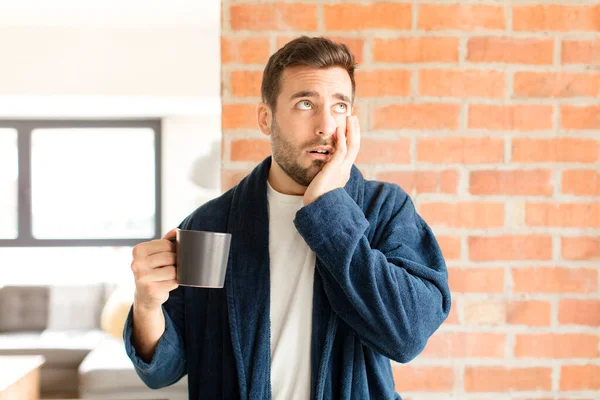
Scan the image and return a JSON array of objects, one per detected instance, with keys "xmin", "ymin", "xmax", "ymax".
[{"xmin": 125, "ymin": 36, "xmax": 451, "ymax": 400}]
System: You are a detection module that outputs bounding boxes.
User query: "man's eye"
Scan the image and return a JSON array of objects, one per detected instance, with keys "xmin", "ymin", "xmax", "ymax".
[
  {"xmin": 297, "ymin": 101, "xmax": 313, "ymax": 110},
  {"xmin": 334, "ymin": 103, "xmax": 347, "ymax": 113}
]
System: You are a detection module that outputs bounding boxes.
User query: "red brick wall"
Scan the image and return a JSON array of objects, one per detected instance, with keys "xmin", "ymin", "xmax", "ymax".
[{"xmin": 221, "ymin": 1, "xmax": 600, "ymax": 397}]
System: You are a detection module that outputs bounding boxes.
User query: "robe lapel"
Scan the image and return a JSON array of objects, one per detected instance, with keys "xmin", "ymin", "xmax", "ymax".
[{"xmin": 225, "ymin": 158, "xmax": 272, "ymax": 400}]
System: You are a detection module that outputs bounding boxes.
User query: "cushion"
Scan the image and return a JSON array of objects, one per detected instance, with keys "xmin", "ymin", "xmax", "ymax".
[
  {"xmin": 48, "ymin": 284, "xmax": 107, "ymax": 330},
  {"xmin": 0, "ymin": 330, "xmax": 109, "ymax": 366},
  {"xmin": 0, "ymin": 286, "xmax": 49, "ymax": 332},
  {"xmin": 79, "ymin": 337, "xmax": 188, "ymax": 399},
  {"xmin": 100, "ymin": 285, "xmax": 133, "ymax": 339}
]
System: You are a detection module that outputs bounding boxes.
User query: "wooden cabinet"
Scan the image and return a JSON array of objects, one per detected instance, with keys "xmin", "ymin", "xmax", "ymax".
[{"xmin": 0, "ymin": 356, "xmax": 45, "ymax": 400}]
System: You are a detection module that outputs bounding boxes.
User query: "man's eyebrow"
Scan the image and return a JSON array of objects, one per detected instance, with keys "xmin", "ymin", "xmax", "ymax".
[
  {"xmin": 290, "ymin": 90, "xmax": 318, "ymax": 101},
  {"xmin": 333, "ymin": 92, "xmax": 352, "ymax": 103},
  {"xmin": 289, "ymin": 90, "xmax": 352, "ymax": 103}
]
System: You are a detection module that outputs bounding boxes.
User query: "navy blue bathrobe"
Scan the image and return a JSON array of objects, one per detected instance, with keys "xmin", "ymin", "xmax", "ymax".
[{"xmin": 124, "ymin": 156, "xmax": 451, "ymax": 399}]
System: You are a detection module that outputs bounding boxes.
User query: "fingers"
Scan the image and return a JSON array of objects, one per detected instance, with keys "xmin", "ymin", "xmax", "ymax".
[
  {"xmin": 130, "ymin": 233, "xmax": 179, "ymax": 310},
  {"xmin": 162, "ymin": 227, "xmax": 178, "ymax": 241},
  {"xmin": 132, "ymin": 237, "xmax": 175, "ymax": 258},
  {"xmin": 346, "ymin": 115, "xmax": 360, "ymax": 164},
  {"xmin": 144, "ymin": 251, "xmax": 177, "ymax": 270},
  {"xmin": 134, "ymin": 278, "xmax": 178, "ymax": 309},
  {"xmin": 330, "ymin": 115, "xmax": 361, "ymax": 170},
  {"xmin": 332, "ymin": 125, "xmax": 348, "ymax": 166},
  {"xmin": 137, "ymin": 266, "xmax": 177, "ymax": 284},
  {"xmin": 131, "ymin": 252, "xmax": 175, "ymax": 276}
]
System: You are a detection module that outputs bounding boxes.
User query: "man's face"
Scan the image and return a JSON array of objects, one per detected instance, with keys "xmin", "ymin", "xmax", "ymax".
[{"xmin": 268, "ymin": 66, "xmax": 353, "ymax": 187}]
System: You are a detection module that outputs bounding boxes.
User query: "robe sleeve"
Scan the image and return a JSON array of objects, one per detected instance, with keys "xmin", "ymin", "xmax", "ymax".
[
  {"xmin": 123, "ymin": 286, "xmax": 187, "ymax": 388},
  {"xmin": 294, "ymin": 186, "xmax": 451, "ymax": 363}
]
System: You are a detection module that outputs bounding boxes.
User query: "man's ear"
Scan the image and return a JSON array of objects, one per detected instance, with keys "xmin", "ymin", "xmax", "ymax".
[{"xmin": 257, "ymin": 102, "xmax": 272, "ymax": 136}]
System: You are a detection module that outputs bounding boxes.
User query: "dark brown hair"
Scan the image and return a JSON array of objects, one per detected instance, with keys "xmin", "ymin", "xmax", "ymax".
[{"xmin": 261, "ymin": 36, "xmax": 357, "ymax": 110}]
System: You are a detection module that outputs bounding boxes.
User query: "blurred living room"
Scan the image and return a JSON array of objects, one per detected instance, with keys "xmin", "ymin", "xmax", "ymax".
[
  {"xmin": 1, "ymin": 0, "xmax": 599, "ymax": 400},
  {"xmin": 0, "ymin": 0, "xmax": 220, "ymax": 398}
]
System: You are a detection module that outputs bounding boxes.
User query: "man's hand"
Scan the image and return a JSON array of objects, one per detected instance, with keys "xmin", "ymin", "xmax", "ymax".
[
  {"xmin": 130, "ymin": 228, "xmax": 179, "ymax": 362},
  {"xmin": 303, "ymin": 115, "xmax": 361, "ymax": 206},
  {"xmin": 131, "ymin": 228, "xmax": 179, "ymax": 312}
]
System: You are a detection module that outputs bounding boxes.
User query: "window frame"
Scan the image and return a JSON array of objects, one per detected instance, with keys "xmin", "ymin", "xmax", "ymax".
[{"xmin": 0, "ymin": 119, "xmax": 162, "ymax": 247}]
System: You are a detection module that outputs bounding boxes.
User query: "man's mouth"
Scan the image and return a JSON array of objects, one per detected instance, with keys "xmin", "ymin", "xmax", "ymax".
[
  {"xmin": 308, "ymin": 148, "xmax": 333, "ymax": 161},
  {"xmin": 308, "ymin": 145, "xmax": 334, "ymax": 156}
]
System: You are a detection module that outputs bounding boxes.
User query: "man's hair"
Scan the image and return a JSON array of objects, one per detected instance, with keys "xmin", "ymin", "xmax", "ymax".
[{"xmin": 261, "ymin": 36, "xmax": 357, "ymax": 110}]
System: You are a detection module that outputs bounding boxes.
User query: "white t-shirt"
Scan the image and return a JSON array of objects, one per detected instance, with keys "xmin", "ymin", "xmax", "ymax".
[{"xmin": 267, "ymin": 180, "xmax": 315, "ymax": 400}]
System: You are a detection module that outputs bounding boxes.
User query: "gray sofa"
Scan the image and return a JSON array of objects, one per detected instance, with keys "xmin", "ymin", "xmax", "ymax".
[{"xmin": 0, "ymin": 284, "xmax": 187, "ymax": 399}]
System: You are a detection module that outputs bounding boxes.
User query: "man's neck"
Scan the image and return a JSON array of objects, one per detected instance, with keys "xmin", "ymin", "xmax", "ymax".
[{"xmin": 267, "ymin": 162, "xmax": 306, "ymax": 196}]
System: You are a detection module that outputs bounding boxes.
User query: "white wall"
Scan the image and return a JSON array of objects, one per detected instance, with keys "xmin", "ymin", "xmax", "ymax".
[
  {"xmin": 0, "ymin": 1, "xmax": 222, "ymax": 234},
  {"xmin": 0, "ymin": 2, "xmax": 222, "ymax": 284},
  {"xmin": 162, "ymin": 115, "xmax": 222, "ymax": 231},
  {"xmin": 0, "ymin": 24, "xmax": 218, "ymax": 97}
]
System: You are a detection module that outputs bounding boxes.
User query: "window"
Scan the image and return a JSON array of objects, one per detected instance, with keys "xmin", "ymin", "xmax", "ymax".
[
  {"xmin": 0, "ymin": 129, "xmax": 18, "ymax": 240},
  {"xmin": 0, "ymin": 120, "xmax": 161, "ymax": 284}
]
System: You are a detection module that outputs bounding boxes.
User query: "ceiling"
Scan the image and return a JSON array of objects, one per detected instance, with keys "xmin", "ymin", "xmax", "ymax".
[{"xmin": 0, "ymin": 0, "xmax": 219, "ymax": 27}]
